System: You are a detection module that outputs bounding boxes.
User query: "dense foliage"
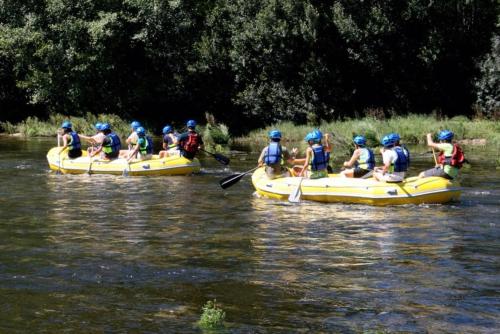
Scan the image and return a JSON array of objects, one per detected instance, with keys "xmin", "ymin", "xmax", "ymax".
[{"xmin": 1, "ymin": 0, "xmax": 498, "ymax": 133}]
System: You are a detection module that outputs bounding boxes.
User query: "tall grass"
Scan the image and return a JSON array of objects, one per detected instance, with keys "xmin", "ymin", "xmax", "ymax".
[
  {"xmin": 0, "ymin": 112, "xmax": 234, "ymax": 153},
  {"xmin": 235, "ymin": 115, "xmax": 500, "ymax": 157},
  {"xmin": 0, "ymin": 113, "xmax": 131, "ymax": 138}
]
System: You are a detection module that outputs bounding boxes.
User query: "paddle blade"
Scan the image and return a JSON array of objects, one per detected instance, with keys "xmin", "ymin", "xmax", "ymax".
[
  {"xmin": 288, "ymin": 178, "xmax": 303, "ymax": 203},
  {"xmin": 214, "ymin": 153, "xmax": 230, "ymax": 165},
  {"xmin": 219, "ymin": 173, "xmax": 245, "ymax": 189}
]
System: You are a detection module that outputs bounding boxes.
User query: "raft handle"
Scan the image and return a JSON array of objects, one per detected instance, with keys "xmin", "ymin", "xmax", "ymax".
[{"xmin": 386, "ymin": 188, "xmax": 398, "ymax": 196}]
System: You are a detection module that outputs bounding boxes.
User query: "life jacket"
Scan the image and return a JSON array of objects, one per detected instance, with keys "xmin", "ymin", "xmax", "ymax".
[
  {"xmin": 102, "ymin": 132, "xmax": 121, "ymax": 155},
  {"xmin": 68, "ymin": 132, "xmax": 81, "ymax": 151},
  {"xmin": 264, "ymin": 142, "xmax": 282, "ymax": 165},
  {"xmin": 355, "ymin": 147, "xmax": 375, "ymax": 170},
  {"xmin": 438, "ymin": 143, "xmax": 465, "ymax": 168},
  {"xmin": 183, "ymin": 131, "xmax": 200, "ymax": 154},
  {"xmin": 163, "ymin": 134, "xmax": 177, "ymax": 149},
  {"xmin": 401, "ymin": 144, "xmax": 410, "ymax": 166},
  {"xmin": 391, "ymin": 146, "xmax": 408, "ymax": 172},
  {"xmin": 139, "ymin": 136, "xmax": 154, "ymax": 155},
  {"xmin": 311, "ymin": 145, "xmax": 328, "ymax": 171}
]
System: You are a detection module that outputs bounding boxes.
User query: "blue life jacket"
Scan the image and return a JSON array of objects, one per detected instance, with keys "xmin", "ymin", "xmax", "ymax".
[
  {"xmin": 163, "ymin": 134, "xmax": 176, "ymax": 149},
  {"xmin": 103, "ymin": 132, "xmax": 121, "ymax": 155},
  {"xmin": 146, "ymin": 136, "xmax": 154, "ymax": 154},
  {"xmin": 401, "ymin": 145, "xmax": 410, "ymax": 166},
  {"xmin": 264, "ymin": 142, "xmax": 282, "ymax": 165},
  {"xmin": 311, "ymin": 145, "xmax": 328, "ymax": 171},
  {"xmin": 68, "ymin": 132, "xmax": 81, "ymax": 151},
  {"xmin": 355, "ymin": 147, "xmax": 375, "ymax": 170},
  {"xmin": 392, "ymin": 146, "xmax": 408, "ymax": 172}
]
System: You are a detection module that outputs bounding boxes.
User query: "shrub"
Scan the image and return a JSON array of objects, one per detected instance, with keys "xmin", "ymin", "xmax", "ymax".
[{"xmin": 198, "ymin": 300, "xmax": 226, "ymax": 330}]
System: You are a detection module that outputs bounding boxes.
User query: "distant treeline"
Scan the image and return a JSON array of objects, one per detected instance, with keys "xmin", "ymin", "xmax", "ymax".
[{"xmin": 1, "ymin": 1, "xmax": 499, "ymax": 133}]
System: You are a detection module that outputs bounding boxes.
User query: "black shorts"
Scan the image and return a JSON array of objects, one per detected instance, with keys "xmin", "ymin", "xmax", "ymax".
[
  {"xmin": 353, "ymin": 167, "xmax": 371, "ymax": 178},
  {"xmin": 104, "ymin": 151, "xmax": 119, "ymax": 159},
  {"xmin": 68, "ymin": 149, "xmax": 82, "ymax": 159}
]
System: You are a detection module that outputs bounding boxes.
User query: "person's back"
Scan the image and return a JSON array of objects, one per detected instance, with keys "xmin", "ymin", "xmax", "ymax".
[
  {"xmin": 178, "ymin": 120, "xmax": 203, "ymax": 160},
  {"xmin": 374, "ymin": 135, "xmax": 406, "ymax": 182},
  {"xmin": 258, "ymin": 130, "xmax": 292, "ymax": 179},
  {"xmin": 159, "ymin": 125, "xmax": 179, "ymax": 158},
  {"xmin": 419, "ymin": 130, "xmax": 462, "ymax": 180},
  {"xmin": 59, "ymin": 121, "xmax": 82, "ymax": 159},
  {"xmin": 341, "ymin": 135, "xmax": 374, "ymax": 178},
  {"xmin": 101, "ymin": 124, "xmax": 121, "ymax": 159}
]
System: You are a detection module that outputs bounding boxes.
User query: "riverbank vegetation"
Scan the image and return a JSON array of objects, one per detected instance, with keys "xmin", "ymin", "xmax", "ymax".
[
  {"xmin": 0, "ymin": 112, "xmax": 231, "ymax": 148},
  {"xmin": 0, "ymin": 1, "xmax": 498, "ymax": 133},
  {"xmin": 235, "ymin": 114, "xmax": 500, "ymax": 157}
]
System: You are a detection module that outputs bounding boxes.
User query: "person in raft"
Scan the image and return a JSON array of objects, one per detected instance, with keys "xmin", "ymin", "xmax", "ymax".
[
  {"xmin": 257, "ymin": 129, "xmax": 297, "ymax": 179},
  {"xmin": 295, "ymin": 130, "xmax": 330, "ymax": 179},
  {"xmin": 158, "ymin": 125, "xmax": 179, "ymax": 158},
  {"xmin": 90, "ymin": 123, "xmax": 121, "ymax": 160},
  {"xmin": 119, "ymin": 121, "xmax": 141, "ymax": 158},
  {"xmin": 418, "ymin": 130, "xmax": 465, "ymax": 180},
  {"xmin": 78, "ymin": 122, "xmax": 106, "ymax": 156},
  {"xmin": 127, "ymin": 127, "xmax": 154, "ymax": 162},
  {"xmin": 373, "ymin": 134, "xmax": 408, "ymax": 182},
  {"xmin": 389, "ymin": 132, "xmax": 410, "ymax": 168},
  {"xmin": 340, "ymin": 135, "xmax": 375, "ymax": 178},
  {"xmin": 58, "ymin": 121, "xmax": 82, "ymax": 159},
  {"xmin": 177, "ymin": 120, "xmax": 203, "ymax": 159}
]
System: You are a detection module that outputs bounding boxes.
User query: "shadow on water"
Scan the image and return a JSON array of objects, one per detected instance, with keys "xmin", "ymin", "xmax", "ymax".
[{"xmin": 0, "ymin": 137, "xmax": 498, "ymax": 333}]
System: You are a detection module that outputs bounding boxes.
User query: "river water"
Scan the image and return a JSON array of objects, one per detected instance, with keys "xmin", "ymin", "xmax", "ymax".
[{"xmin": 0, "ymin": 137, "xmax": 498, "ymax": 333}]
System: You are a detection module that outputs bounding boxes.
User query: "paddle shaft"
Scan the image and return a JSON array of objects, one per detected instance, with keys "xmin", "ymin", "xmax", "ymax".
[
  {"xmin": 219, "ymin": 166, "xmax": 259, "ymax": 189},
  {"xmin": 432, "ymin": 147, "xmax": 438, "ymax": 166},
  {"xmin": 200, "ymin": 148, "xmax": 230, "ymax": 165}
]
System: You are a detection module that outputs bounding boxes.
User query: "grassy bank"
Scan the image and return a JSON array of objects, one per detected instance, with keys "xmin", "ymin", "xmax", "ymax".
[
  {"xmin": 0, "ymin": 113, "xmax": 231, "ymax": 149},
  {"xmin": 0, "ymin": 113, "xmax": 131, "ymax": 138},
  {"xmin": 235, "ymin": 115, "xmax": 500, "ymax": 157},
  {"xmin": 236, "ymin": 115, "xmax": 500, "ymax": 146}
]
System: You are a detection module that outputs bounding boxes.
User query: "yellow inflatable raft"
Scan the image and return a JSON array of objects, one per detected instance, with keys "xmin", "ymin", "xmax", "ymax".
[
  {"xmin": 47, "ymin": 147, "xmax": 201, "ymax": 176},
  {"xmin": 251, "ymin": 167, "xmax": 461, "ymax": 206}
]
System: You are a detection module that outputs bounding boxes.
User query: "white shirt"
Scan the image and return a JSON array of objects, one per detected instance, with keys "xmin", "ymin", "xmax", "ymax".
[{"xmin": 383, "ymin": 149, "xmax": 405, "ymax": 178}]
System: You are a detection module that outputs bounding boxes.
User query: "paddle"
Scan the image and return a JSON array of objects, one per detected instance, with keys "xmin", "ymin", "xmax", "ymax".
[
  {"xmin": 431, "ymin": 147, "xmax": 438, "ymax": 166},
  {"xmin": 123, "ymin": 159, "xmax": 130, "ymax": 176},
  {"xmin": 219, "ymin": 166, "xmax": 259, "ymax": 189},
  {"xmin": 288, "ymin": 177, "xmax": 304, "ymax": 203},
  {"xmin": 200, "ymin": 148, "xmax": 230, "ymax": 165},
  {"xmin": 87, "ymin": 156, "xmax": 94, "ymax": 174}
]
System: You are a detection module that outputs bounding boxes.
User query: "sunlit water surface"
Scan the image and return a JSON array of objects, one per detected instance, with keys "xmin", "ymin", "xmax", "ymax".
[{"xmin": 0, "ymin": 137, "xmax": 498, "ymax": 333}]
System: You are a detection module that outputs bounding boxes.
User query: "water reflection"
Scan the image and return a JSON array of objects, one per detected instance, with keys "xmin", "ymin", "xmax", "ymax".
[{"xmin": 0, "ymin": 137, "xmax": 499, "ymax": 333}]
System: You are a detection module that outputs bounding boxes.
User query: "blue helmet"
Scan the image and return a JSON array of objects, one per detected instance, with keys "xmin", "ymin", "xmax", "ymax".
[
  {"xmin": 438, "ymin": 130, "xmax": 454, "ymax": 141},
  {"xmin": 162, "ymin": 125, "xmax": 173, "ymax": 134},
  {"xmin": 95, "ymin": 122, "xmax": 103, "ymax": 131},
  {"xmin": 101, "ymin": 123, "xmax": 111, "ymax": 131},
  {"xmin": 130, "ymin": 121, "xmax": 141, "ymax": 130},
  {"xmin": 353, "ymin": 135, "xmax": 366, "ymax": 146},
  {"xmin": 381, "ymin": 135, "xmax": 395, "ymax": 147},
  {"xmin": 187, "ymin": 120, "xmax": 196, "ymax": 128},
  {"xmin": 61, "ymin": 121, "xmax": 72, "ymax": 129},
  {"xmin": 136, "ymin": 126, "xmax": 145, "ymax": 136},
  {"xmin": 268, "ymin": 130, "xmax": 281, "ymax": 139},
  {"xmin": 312, "ymin": 129, "xmax": 323, "ymax": 143},
  {"xmin": 389, "ymin": 133, "xmax": 401, "ymax": 142},
  {"xmin": 304, "ymin": 132, "xmax": 316, "ymax": 142}
]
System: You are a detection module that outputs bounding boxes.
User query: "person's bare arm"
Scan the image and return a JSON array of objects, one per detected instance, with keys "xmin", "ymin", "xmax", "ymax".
[{"xmin": 343, "ymin": 149, "xmax": 360, "ymax": 168}]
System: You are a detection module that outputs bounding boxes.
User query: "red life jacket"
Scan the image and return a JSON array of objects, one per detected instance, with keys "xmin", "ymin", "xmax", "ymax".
[
  {"xmin": 437, "ymin": 143, "xmax": 465, "ymax": 168},
  {"xmin": 183, "ymin": 132, "xmax": 201, "ymax": 154}
]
